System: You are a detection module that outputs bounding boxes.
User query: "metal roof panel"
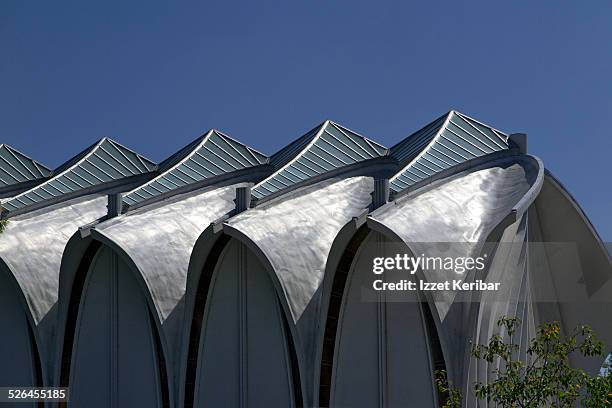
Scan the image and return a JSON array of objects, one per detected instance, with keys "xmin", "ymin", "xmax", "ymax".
[
  {"xmin": 122, "ymin": 130, "xmax": 268, "ymax": 209},
  {"xmin": 2, "ymin": 138, "xmax": 155, "ymax": 213},
  {"xmin": 0, "ymin": 145, "xmax": 51, "ymax": 189},
  {"xmin": 390, "ymin": 111, "xmax": 509, "ymax": 193},
  {"xmin": 251, "ymin": 120, "xmax": 388, "ymax": 200}
]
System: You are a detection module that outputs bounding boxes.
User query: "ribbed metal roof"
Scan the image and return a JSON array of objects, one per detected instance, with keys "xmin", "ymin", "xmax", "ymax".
[
  {"xmin": 0, "ymin": 144, "xmax": 51, "ymax": 189},
  {"xmin": 251, "ymin": 120, "xmax": 387, "ymax": 199},
  {"xmin": 122, "ymin": 130, "xmax": 268, "ymax": 208},
  {"xmin": 389, "ymin": 110, "xmax": 509, "ymax": 192},
  {"xmin": 2, "ymin": 138, "xmax": 156, "ymax": 213}
]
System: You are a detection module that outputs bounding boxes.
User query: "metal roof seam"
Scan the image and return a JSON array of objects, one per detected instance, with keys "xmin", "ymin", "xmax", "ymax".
[
  {"xmin": 251, "ymin": 122, "xmax": 329, "ymax": 198},
  {"xmin": 2, "ymin": 138, "xmax": 155, "ymax": 214},
  {"xmin": 122, "ymin": 130, "xmax": 271, "ymax": 210},
  {"xmin": 390, "ymin": 112, "xmax": 453, "ymax": 184},
  {"xmin": 123, "ymin": 131, "xmax": 215, "ymax": 200}
]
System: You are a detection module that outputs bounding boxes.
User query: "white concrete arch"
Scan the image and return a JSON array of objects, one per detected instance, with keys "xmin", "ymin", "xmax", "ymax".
[
  {"xmin": 56, "ymin": 233, "xmax": 172, "ymax": 408},
  {"xmin": 182, "ymin": 227, "xmax": 305, "ymax": 408}
]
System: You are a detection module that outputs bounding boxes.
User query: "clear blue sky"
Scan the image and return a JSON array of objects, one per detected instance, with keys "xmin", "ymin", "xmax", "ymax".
[{"xmin": 1, "ymin": 1, "xmax": 610, "ymax": 239}]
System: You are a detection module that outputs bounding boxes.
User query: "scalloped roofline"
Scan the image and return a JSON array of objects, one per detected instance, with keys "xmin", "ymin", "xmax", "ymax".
[
  {"xmin": 453, "ymin": 110, "xmax": 509, "ymax": 138},
  {"xmin": 389, "ymin": 112, "xmax": 454, "ymax": 184},
  {"xmin": 98, "ymin": 137, "xmax": 157, "ymax": 169},
  {"xmin": 327, "ymin": 120, "xmax": 388, "ymax": 153},
  {"xmin": 3, "ymin": 137, "xmax": 155, "ymax": 211},
  {"xmin": 389, "ymin": 110, "xmax": 509, "ymax": 184},
  {"xmin": 122, "ymin": 129, "xmax": 270, "ymax": 210},
  {"xmin": 123, "ymin": 130, "xmax": 216, "ymax": 198},
  {"xmin": 253, "ymin": 120, "xmax": 331, "ymax": 190},
  {"xmin": 213, "ymin": 129, "xmax": 269, "ymax": 161},
  {"xmin": 6, "ymin": 138, "xmax": 107, "ymax": 205},
  {"xmin": 253, "ymin": 119, "xmax": 388, "ymax": 192},
  {"xmin": 0, "ymin": 144, "xmax": 52, "ymax": 176}
]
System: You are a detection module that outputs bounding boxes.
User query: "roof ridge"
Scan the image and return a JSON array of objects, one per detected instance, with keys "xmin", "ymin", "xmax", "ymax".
[
  {"xmin": 2, "ymin": 138, "xmax": 156, "ymax": 214},
  {"xmin": 103, "ymin": 137, "xmax": 157, "ymax": 169},
  {"xmin": 251, "ymin": 120, "xmax": 388, "ymax": 200},
  {"xmin": 121, "ymin": 130, "xmax": 270, "ymax": 209},
  {"xmin": 0, "ymin": 144, "xmax": 52, "ymax": 173},
  {"xmin": 124, "ymin": 130, "xmax": 215, "ymax": 197},
  {"xmin": 390, "ymin": 113, "xmax": 453, "ymax": 183},
  {"xmin": 389, "ymin": 111, "xmax": 510, "ymax": 193},
  {"xmin": 0, "ymin": 144, "xmax": 52, "ymax": 189},
  {"xmin": 268, "ymin": 121, "xmax": 326, "ymax": 167},
  {"xmin": 4, "ymin": 138, "xmax": 108, "ymax": 205},
  {"xmin": 253, "ymin": 120, "xmax": 329, "ymax": 191},
  {"xmin": 212, "ymin": 129, "xmax": 269, "ymax": 162},
  {"xmin": 328, "ymin": 120, "xmax": 388, "ymax": 153},
  {"xmin": 389, "ymin": 111, "xmax": 451, "ymax": 153},
  {"xmin": 453, "ymin": 110, "xmax": 509, "ymax": 137}
]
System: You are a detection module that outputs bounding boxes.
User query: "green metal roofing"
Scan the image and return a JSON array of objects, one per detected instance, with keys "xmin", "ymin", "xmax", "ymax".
[
  {"xmin": 0, "ymin": 144, "xmax": 51, "ymax": 189},
  {"xmin": 389, "ymin": 111, "xmax": 509, "ymax": 192},
  {"xmin": 122, "ymin": 130, "xmax": 268, "ymax": 208},
  {"xmin": 251, "ymin": 120, "xmax": 388, "ymax": 200},
  {"xmin": 2, "ymin": 138, "xmax": 156, "ymax": 213}
]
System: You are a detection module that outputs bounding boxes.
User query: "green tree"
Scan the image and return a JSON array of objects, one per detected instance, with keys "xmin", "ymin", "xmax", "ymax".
[
  {"xmin": 435, "ymin": 369, "xmax": 462, "ymax": 408},
  {"xmin": 0, "ymin": 204, "xmax": 7, "ymax": 233},
  {"xmin": 436, "ymin": 316, "xmax": 612, "ymax": 407}
]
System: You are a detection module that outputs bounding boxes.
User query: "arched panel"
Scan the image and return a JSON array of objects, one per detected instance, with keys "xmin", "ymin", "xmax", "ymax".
[
  {"xmin": 530, "ymin": 174, "xmax": 612, "ymax": 374},
  {"xmin": 0, "ymin": 264, "xmax": 41, "ymax": 408},
  {"xmin": 194, "ymin": 239, "xmax": 296, "ymax": 408},
  {"xmin": 68, "ymin": 246, "xmax": 165, "ymax": 408},
  {"xmin": 330, "ymin": 231, "xmax": 438, "ymax": 408}
]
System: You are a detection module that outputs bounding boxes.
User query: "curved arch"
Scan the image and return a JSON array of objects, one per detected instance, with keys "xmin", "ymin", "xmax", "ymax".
[
  {"xmin": 56, "ymin": 230, "xmax": 172, "ymax": 408},
  {"xmin": 335, "ymin": 153, "xmax": 544, "ymax": 400},
  {"xmin": 314, "ymin": 218, "xmax": 367, "ymax": 406},
  {"xmin": 366, "ymin": 217, "xmax": 448, "ymax": 337},
  {"xmin": 180, "ymin": 228, "xmax": 230, "ymax": 408},
  {"xmin": 540, "ymin": 171, "xmax": 610, "ymax": 269},
  {"xmin": 181, "ymin": 225, "xmax": 305, "ymax": 408},
  {"xmin": 222, "ymin": 224, "xmax": 308, "ymax": 408},
  {"xmin": 0, "ymin": 257, "xmax": 44, "ymax": 394},
  {"xmin": 91, "ymin": 229, "xmax": 173, "ymax": 324},
  {"xmin": 223, "ymin": 225, "xmax": 299, "ymax": 322},
  {"xmin": 317, "ymin": 223, "xmax": 443, "ymax": 407},
  {"xmin": 55, "ymin": 232, "xmax": 100, "ymax": 390},
  {"xmin": 530, "ymin": 172, "xmax": 612, "ymax": 374}
]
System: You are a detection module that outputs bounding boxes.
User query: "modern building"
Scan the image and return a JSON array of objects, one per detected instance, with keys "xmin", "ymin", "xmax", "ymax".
[
  {"xmin": 0, "ymin": 144, "xmax": 52, "ymax": 404},
  {"xmin": 0, "ymin": 112, "xmax": 609, "ymax": 408},
  {"xmin": 181, "ymin": 120, "xmax": 391, "ymax": 408},
  {"xmin": 315, "ymin": 112, "xmax": 611, "ymax": 407},
  {"xmin": 0, "ymin": 138, "xmax": 156, "ymax": 408},
  {"xmin": 54, "ymin": 130, "xmax": 270, "ymax": 408},
  {"xmin": 0, "ymin": 144, "xmax": 51, "ymax": 199},
  {"xmin": 316, "ymin": 113, "xmax": 533, "ymax": 406}
]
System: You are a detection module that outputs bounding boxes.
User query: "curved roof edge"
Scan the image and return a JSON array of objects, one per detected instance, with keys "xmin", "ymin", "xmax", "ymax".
[
  {"xmin": 389, "ymin": 110, "xmax": 510, "ymax": 193},
  {"xmin": 251, "ymin": 120, "xmax": 388, "ymax": 200},
  {"xmin": 88, "ymin": 228, "xmax": 168, "ymax": 322},
  {"xmin": 540, "ymin": 170, "xmax": 611, "ymax": 265},
  {"xmin": 252, "ymin": 155, "xmax": 397, "ymax": 207},
  {"xmin": 122, "ymin": 130, "xmax": 270, "ymax": 211},
  {"xmin": 1, "ymin": 138, "xmax": 156, "ymax": 217},
  {"xmin": 390, "ymin": 150, "xmax": 539, "ymax": 205},
  {"xmin": 0, "ymin": 144, "xmax": 52, "ymax": 197},
  {"xmin": 370, "ymin": 152, "xmax": 543, "ymax": 239}
]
